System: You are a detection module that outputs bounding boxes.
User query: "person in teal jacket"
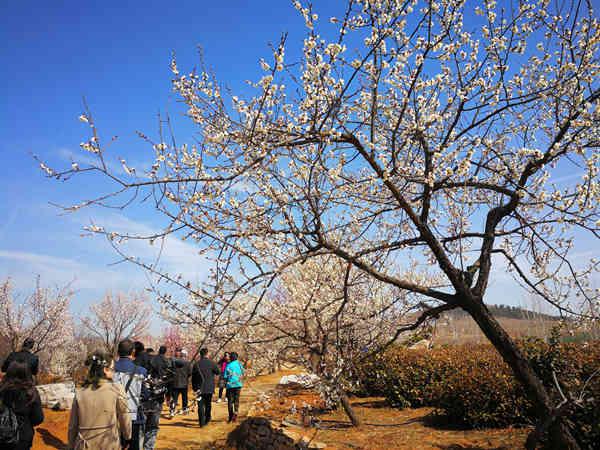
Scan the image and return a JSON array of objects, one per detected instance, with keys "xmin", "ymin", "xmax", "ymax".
[{"xmin": 224, "ymin": 352, "xmax": 244, "ymax": 422}]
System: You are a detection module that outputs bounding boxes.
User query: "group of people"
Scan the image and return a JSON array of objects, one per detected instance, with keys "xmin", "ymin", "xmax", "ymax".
[{"xmin": 0, "ymin": 337, "xmax": 245, "ymax": 450}]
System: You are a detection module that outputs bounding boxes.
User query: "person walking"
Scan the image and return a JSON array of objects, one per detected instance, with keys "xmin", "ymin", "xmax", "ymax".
[
  {"xmin": 216, "ymin": 352, "xmax": 230, "ymax": 403},
  {"xmin": 67, "ymin": 351, "xmax": 131, "ymax": 450},
  {"xmin": 224, "ymin": 352, "xmax": 244, "ymax": 423},
  {"xmin": 1, "ymin": 338, "xmax": 39, "ymax": 379},
  {"xmin": 133, "ymin": 342, "xmax": 152, "ymax": 372},
  {"xmin": 191, "ymin": 348, "xmax": 220, "ymax": 427},
  {"xmin": 150, "ymin": 346, "xmax": 176, "ymax": 412},
  {"xmin": 149, "ymin": 346, "xmax": 172, "ymax": 379},
  {"xmin": 0, "ymin": 362, "xmax": 43, "ymax": 450},
  {"xmin": 169, "ymin": 349, "xmax": 191, "ymax": 417},
  {"xmin": 113, "ymin": 339, "xmax": 147, "ymax": 450},
  {"xmin": 142, "ymin": 346, "xmax": 173, "ymax": 450}
]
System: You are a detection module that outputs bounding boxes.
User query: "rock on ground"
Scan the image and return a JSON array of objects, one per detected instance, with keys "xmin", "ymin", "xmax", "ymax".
[
  {"xmin": 278, "ymin": 373, "xmax": 320, "ymax": 389},
  {"xmin": 36, "ymin": 382, "xmax": 75, "ymax": 410},
  {"xmin": 408, "ymin": 339, "xmax": 432, "ymax": 350}
]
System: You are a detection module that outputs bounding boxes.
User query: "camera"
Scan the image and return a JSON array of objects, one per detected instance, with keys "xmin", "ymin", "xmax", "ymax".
[{"xmin": 140, "ymin": 367, "xmax": 175, "ymax": 415}]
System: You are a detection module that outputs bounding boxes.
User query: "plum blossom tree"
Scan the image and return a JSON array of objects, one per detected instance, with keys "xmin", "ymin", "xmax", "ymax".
[
  {"xmin": 160, "ymin": 325, "xmax": 184, "ymax": 355},
  {"xmin": 0, "ymin": 277, "xmax": 75, "ymax": 376},
  {"xmin": 80, "ymin": 292, "xmax": 151, "ymax": 355},
  {"xmin": 41, "ymin": 0, "xmax": 599, "ymax": 447},
  {"xmin": 243, "ymin": 254, "xmax": 423, "ymax": 425},
  {"xmin": 159, "ymin": 324, "xmax": 201, "ymax": 355}
]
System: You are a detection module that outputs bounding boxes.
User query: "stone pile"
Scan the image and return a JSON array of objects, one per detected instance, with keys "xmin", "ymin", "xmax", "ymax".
[
  {"xmin": 36, "ymin": 382, "xmax": 75, "ymax": 410},
  {"xmin": 278, "ymin": 373, "xmax": 320, "ymax": 389},
  {"xmin": 408, "ymin": 339, "xmax": 432, "ymax": 350},
  {"xmin": 228, "ymin": 417, "xmax": 326, "ymax": 450}
]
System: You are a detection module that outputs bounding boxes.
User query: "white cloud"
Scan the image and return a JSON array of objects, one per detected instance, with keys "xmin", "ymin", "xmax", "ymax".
[
  {"xmin": 548, "ymin": 171, "xmax": 585, "ymax": 185},
  {"xmin": 0, "ymin": 249, "xmax": 138, "ymax": 292},
  {"xmin": 0, "ymin": 250, "xmax": 79, "ymax": 267},
  {"xmin": 67, "ymin": 210, "xmax": 211, "ymax": 287},
  {"xmin": 568, "ymin": 249, "xmax": 597, "ymax": 259},
  {"xmin": 57, "ymin": 148, "xmax": 151, "ymax": 178},
  {"xmin": 57, "ymin": 148, "xmax": 120, "ymax": 175},
  {"xmin": 1, "ymin": 180, "xmax": 211, "ymax": 310}
]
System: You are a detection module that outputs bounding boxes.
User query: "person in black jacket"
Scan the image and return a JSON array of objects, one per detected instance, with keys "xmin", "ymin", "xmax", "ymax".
[
  {"xmin": 149, "ymin": 346, "xmax": 172, "ymax": 379},
  {"xmin": 191, "ymin": 348, "xmax": 220, "ymax": 427},
  {"xmin": 0, "ymin": 361, "xmax": 44, "ymax": 450},
  {"xmin": 133, "ymin": 341, "xmax": 152, "ymax": 371},
  {"xmin": 143, "ymin": 346, "xmax": 174, "ymax": 450},
  {"xmin": 169, "ymin": 349, "xmax": 191, "ymax": 417},
  {"xmin": 1, "ymin": 339, "xmax": 39, "ymax": 379}
]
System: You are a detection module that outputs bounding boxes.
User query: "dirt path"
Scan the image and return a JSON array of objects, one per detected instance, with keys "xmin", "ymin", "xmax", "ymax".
[
  {"xmin": 156, "ymin": 371, "xmax": 289, "ymax": 449},
  {"xmin": 32, "ymin": 370, "xmax": 294, "ymax": 450}
]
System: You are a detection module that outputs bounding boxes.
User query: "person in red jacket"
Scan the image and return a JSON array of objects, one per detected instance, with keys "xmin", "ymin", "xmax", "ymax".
[{"xmin": 216, "ymin": 352, "xmax": 230, "ymax": 403}]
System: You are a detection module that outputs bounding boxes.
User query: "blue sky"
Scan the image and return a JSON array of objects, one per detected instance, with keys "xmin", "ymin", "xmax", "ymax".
[
  {"xmin": 0, "ymin": 1, "xmax": 594, "ymax": 325},
  {"xmin": 0, "ymin": 0, "xmax": 342, "ymax": 323}
]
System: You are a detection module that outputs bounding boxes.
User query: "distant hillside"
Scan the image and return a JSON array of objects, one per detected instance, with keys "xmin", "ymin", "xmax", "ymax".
[{"xmin": 445, "ymin": 304, "xmax": 561, "ymax": 321}]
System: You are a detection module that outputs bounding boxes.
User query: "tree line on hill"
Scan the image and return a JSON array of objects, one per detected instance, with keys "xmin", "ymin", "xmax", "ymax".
[{"xmin": 444, "ymin": 304, "xmax": 562, "ymax": 322}]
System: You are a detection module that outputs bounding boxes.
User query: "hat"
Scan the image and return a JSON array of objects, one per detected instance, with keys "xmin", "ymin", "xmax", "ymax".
[{"xmin": 23, "ymin": 338, "xmax": 35, "ymax": 349}]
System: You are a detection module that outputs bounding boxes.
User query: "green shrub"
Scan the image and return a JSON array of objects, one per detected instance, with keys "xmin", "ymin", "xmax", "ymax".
[{"xmin": 356, "ymin": 341, "xmax": 600, "ymax": 448}]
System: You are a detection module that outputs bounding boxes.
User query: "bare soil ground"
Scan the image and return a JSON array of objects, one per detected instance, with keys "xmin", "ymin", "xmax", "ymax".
[
  {"xmin": 32, "ymin": 368, "xmax": 528, "ymax": 450},
  {"xmin": 261, "ymin": 387, "xmax": 528, "ymax": 450}
]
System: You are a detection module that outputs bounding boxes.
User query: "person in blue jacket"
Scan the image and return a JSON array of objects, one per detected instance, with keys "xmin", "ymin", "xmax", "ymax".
[
  {"xmin": 113, "ymin": 339, "xmax": 148, "ymax": 450},
  {"xmin": 224, "ymin": 352, "xmax": 244, "ymax": 423}
]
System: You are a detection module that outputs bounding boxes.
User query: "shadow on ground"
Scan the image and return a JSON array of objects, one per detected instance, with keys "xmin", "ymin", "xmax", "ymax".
[
  {"xmin": 437, "ymin": 446, "xmax": 513, "ymax": 450},
  {"xmin": 351, "ymin": 399, "xmax": 389, "ymax": 409},
  {"xmin": 314, "ymin": 418, "xmax": 354, "ymax": 430},
  {"xmin": 37, "ymin": 428, "xmax": 67, "ymax": 449}
]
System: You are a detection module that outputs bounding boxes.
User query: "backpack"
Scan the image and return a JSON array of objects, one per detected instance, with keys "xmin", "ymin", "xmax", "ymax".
[
  {"xmin": 114, "ymin": 368, "xmax": 146, "ymax": 422},
  {"xmin": 0, "ymin": 400, "xmax": 20, "ymax": 444}
]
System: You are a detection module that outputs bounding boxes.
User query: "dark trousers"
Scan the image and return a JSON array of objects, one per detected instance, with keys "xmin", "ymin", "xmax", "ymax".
[
  {"xmin": 1, "ymin": 441, "xmax": 34, "ymax": 450},
  {"xmin": 227, "ymin": 387, "xmax": 241, "ymax": 420},
  {"xmin": 130, "ymin": 422, "xmax": 143, "ymax": 450},
  {"xmin": 218, "ymin": 386, "xmax": 225, "ymax": 399},
  {"xmin": 197, "ymin": 393, "xmax": 213, "ymax": 426},
  {"xmin": 143, "ymin": 400, "xmax": 162, "ymax": 450},
  {"xmin": 170, "ymin": 388, "xmax": 188, "ymax": 410}
]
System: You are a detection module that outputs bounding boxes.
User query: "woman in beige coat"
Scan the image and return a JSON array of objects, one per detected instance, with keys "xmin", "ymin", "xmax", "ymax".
[{"xmin": 68, "ymin": 350, "xmax": 131, "ymax": 450}]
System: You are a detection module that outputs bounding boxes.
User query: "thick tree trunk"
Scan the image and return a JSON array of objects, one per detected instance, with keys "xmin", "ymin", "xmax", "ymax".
[
  {"xmin": 465, "ymin": 300, "xmax": 580, "ymax": 450},
  {"xmin": 309, "ymin": 351, "xmax": 321, "ymax": 373},
  {"xmin": 340, "ymin": 392, "xmax": 361, "ymax": 426},
  {"xmin": 310, "ymin": 350, "xmax": 361, "ymax": 426}
]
